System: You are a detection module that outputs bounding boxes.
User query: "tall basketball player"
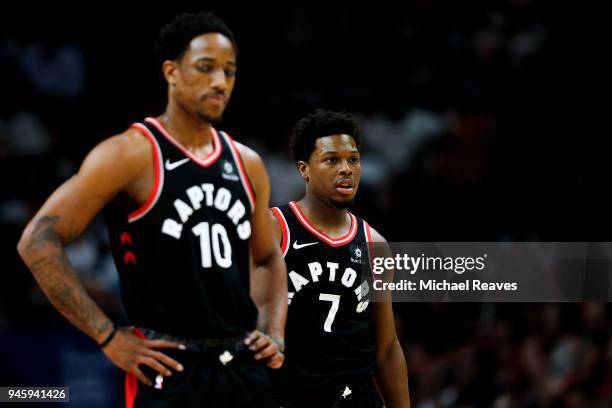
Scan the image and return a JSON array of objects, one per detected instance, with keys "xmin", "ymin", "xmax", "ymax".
[
  {"xmin": 17, "ymin": 12, "xmax": 287, "ymax": 407},
  {"xmin": 270, "ymin": 110, "xmax": 410, "ymax": 407}
]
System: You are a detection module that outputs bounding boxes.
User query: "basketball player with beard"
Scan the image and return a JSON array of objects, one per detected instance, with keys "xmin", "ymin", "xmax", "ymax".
[
  {"xmin": 17, "ymin": 11, "xmax": 287, "ymax": 407},
  {"xmin": 270, "ymin": 110, "xmax": 410, "ymax": 407}
]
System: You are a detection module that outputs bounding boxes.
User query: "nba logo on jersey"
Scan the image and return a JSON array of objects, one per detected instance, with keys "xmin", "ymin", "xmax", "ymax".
[
  {"xmin": 350, "ymin": 245, "xmax": 363, "ymax": 264},
  {"xmin": 271, "ymin": 203, "xmax": 377, "ymax": 393},
  {"xmin": 222, "ymin": 160, "xmax": 239, "ymax": 182}
]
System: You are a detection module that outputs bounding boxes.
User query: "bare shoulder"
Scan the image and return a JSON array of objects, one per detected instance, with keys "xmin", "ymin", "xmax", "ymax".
[
  {"xmin": 85, "ymin": 128, "xmax": 150, "ymax": 172},
  {"xmin": 268, "ymin": 208, "xmax": 282, "ymax": 241},
  {"xmin": 367, "ymin": 224, "xmax": 388, "ymax": 244},
  {"xmin": 366, "ymin": 224, "xmax": 394, "ymax": 263},
  {"xmin": 95, "ymin": 128, "xmax": 151, "ymax": 165},
  {"xmin": 232, "ymin": 140, "xmax": 268, "ymax": 187},
  {"xmin": 77, "ymin": 127, "xmax": 153, "ymax": 193},
  {"xmin": 233, "ymin": 141, "xmax": 264, "ymax": 168}
]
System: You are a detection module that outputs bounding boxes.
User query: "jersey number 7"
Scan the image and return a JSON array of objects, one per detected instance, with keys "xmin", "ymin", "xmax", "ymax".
[{"xmin": 319, "ymin": 293, "xmax": 340, "ymax": 332}]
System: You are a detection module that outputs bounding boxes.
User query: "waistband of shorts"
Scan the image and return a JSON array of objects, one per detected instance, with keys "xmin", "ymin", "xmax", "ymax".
[
  {"xmin": 138, "ymin": 327, "xmax": 247, "ymax": 352},
  {"xmin": 276, "ymin": 377, "xmax": 376, "ymax": 396}
]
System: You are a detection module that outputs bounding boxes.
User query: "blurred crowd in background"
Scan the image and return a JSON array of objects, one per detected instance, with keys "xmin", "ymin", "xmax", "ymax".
[{"xmin": 1, "ymin": 1, "xmax": 609, "ymax": 406}]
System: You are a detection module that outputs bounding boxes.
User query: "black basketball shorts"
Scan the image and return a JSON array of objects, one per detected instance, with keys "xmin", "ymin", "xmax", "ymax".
[{"xmin": 120, "ymin": 348, "xmax": 274, "ymax": 408}]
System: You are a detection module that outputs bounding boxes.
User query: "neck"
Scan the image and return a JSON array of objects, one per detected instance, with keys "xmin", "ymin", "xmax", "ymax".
[
  {"xmin": 159, "ymin": 99, "xmax": 212, "ymax": 148},
  {"xmin": 297, "ymin": 193, "xmax": 349, "ymax": 229}
]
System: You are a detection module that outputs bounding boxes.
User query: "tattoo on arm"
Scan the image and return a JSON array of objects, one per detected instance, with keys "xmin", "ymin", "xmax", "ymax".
[
  {"xmin": 26, "ymin": 215, "xmax": 81, "ymax": 252},
  {"xmin": 26, "ymin": 215, "xmax": 61, "ymax": 252},
  {"xmin": 24, "ymin": 215, "xmax": 111, "ymax": 339}
]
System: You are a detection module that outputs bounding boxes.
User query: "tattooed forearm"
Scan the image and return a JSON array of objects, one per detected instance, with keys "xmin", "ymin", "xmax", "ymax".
[
  {"xmin": 26, "ymin": 215, "xmax": 61, "ymax": 252},
  {"xmin": 48, "ymin": 280, "xmax": 112, "ymax": 336},
  {"xmin": 20, "ymin": 215, "xmax": 112, "ymax": 341}
]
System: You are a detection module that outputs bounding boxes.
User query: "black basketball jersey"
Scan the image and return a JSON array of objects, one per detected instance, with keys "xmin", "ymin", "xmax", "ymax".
[
  {"xmin": 106, "ymin": 117, "xmax": 257, "ymax": 338},
  {"xmin": 271, "ymin": 201, "xmax": 376, "ymax": 392}
]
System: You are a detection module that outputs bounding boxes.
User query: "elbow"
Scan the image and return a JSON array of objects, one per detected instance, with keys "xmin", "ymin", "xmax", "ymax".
[
  {"xmin": 16, "ymin": 234, "xmax": 29, "ymax": 260},
  {"xmin": 257, "ymin": 247, "xmax": 285, "ymax": 271},
  {"xmin": 17, "ymin": 228, "xmax": 37, "ymax": 262},
  {"xmin": 376, "ymin": 347, "xmax": 390, "ymax": 366},
  {"xmin": 377, "ymin": 337, "xmax": 401, "ymax": 363}
]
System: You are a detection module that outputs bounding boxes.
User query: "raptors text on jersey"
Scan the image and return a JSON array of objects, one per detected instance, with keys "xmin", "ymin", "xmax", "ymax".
[
  {"xmin": 271, "ymin": 202, "xmax": 376, "ymax": 392},
  {"xmin": 106, "ymin": 117, "xmax": 257, "ymax": 338}
]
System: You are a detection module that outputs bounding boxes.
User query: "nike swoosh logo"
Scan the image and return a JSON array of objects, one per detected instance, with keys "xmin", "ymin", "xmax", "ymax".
[
  {"xmin": 293, "ymin": 241, "xmax": 318, "ymax": 250},
  {"xmin": 165, "ymin": 158, "xmax": 190, "ymax": 171}
]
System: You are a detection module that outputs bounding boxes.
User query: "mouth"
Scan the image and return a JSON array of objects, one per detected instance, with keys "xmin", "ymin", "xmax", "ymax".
[
  {"xmin": 204, "ymin": 94, "xmax": 227, "ymax": 105},
  {"xmin": 335, "ymin": 179, "xmax": 354, "ymax": 195}
]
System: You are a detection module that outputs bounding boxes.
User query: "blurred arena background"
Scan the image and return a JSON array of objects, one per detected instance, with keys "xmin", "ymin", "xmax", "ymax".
[{"xmin": 1, "ymin": 1, "xmax": 609, "ymax": 406}]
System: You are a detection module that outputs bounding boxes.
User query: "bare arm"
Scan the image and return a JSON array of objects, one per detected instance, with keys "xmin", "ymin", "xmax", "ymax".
[
  {"xmin": 237, "ymin": 142, "xmax": 288, "ymax": 369},
  {"xmin": 17, "ymin": 130, "xmax": 184, "ymax": 385},
  {"xmin": 369, "ymin": 227, "xmax": 411, "ymax": 408},
  {"xmin": 17, "ymin": 132, "xmax": 145, "ymax": 343},
  {"xmin": 269, "ymin": 209, "xmax": 283, "ymax": 244}
]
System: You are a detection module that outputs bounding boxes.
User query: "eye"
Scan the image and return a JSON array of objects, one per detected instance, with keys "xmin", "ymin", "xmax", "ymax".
[
  {"xmin": 326, "ymin": 157, "xmax": 337, "ymax": 164},
  {"xmin": 196, "ymin": 65, "xmax": 213, "ymax": 73},
  {"xmin": 224, "ymin": 69, "xmax": 236, "ymax": 78},
  {"xmin": 349, "ymin": 156, "xmax": 360, "ymax": 164}
]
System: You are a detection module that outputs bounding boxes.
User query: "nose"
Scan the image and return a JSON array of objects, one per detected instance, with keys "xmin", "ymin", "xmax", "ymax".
[
  {"xmin": 338, "ymin": 159, "xmax": 352, "ymax": 175},
  {"xmin": 210, "ymin": 69, "xmax": 227, "ymax": 91}
]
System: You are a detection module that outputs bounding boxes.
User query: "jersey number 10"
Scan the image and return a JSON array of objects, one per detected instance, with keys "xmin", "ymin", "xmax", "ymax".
[{"xmin": 192, "ymin": 222, "xmax": 232, "ymax": 268}]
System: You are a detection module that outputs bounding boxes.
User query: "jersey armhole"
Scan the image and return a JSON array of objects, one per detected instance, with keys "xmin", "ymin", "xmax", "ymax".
[
  {"xmin": 271, "ymin": 207, "xmax": 290, "ymax": 257},
  {"xmin": 221, "ymin": 131, "xmax": 256, "ymax": 212},
  {"xmin": 364, "ymin": 221, "xmax": 375, "ymax": 270},
  {"xmin": 126, "ymin": 123, "xmax": 164, "ymax": 223}
]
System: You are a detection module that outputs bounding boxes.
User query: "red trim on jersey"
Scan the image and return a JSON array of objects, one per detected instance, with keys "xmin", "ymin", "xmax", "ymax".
[
  {"xmin": 124, "ymin": 371, "xmax": 137, "ymax": 408},
  {"xmin": 124, "ymin": 329, "xmax": 146, "ymax": 408},
  {"xmin": 145, "ymin": 117, "xmax": 222, "ymax": 168},
  {"xmin": 288, "ymin": 201, "xmax": 358, "ymax": 247},
  {"xmin": 365, "ymin": 221, "xmax": 373, "ymax": 244},
  {"xmin": 271, "ymin": 207, "xmax": 289, "ymax": 256},
  {"xmin": 364, "ymin": 221, "xmax": 375, "ymax": 270},
  {"xmin": 127, "ymin": 123, "xmax": 164, "ymax": 222},
  {"xmin": 223, "ymin": 131, "xmax": 256, "ymax": 211}
]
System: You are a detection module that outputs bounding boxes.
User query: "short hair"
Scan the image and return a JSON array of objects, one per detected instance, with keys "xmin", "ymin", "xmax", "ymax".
[
  {"xmin": 290, "ymin": 109, "xmax": 361, "ymax": 164},
  {"xmin": 154, "ymin": 11, "xmax": 238, "ymax": 65}
]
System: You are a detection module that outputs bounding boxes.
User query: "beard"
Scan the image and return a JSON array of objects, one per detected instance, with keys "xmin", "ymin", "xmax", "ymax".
[
  {"xmin": 330, "ymin": 197, "xmax": 354, "ymax": 209},
  {"xmin": 197, "ymin": 110, "xmax": 223, "ymax": 125}
]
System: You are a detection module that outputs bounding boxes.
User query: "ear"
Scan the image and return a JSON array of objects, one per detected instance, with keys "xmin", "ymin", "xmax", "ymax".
[
  {"xmin": 162, "ymin": 60, "xmax": 179, "ymax": 86},
  {"xmin": 297, "ymin": 161, "xmax": 309, "ymax": 182}
]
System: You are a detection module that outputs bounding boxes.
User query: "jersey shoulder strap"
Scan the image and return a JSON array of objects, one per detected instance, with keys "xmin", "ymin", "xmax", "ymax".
[
  {"xmin": 270, "ymin": 204, "xmax": 292, "ymax": 257},
  {"xmin": 271, "ymin": 203, "xmax": 373, "ymax": 256}
]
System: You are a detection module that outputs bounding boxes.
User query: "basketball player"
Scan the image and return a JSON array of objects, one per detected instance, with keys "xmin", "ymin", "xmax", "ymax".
[
  {"xmin": 17, "ymin": 12, "xmax": 287, "ymax": 407},
  {"xmin": 270, "ymin": 110, "xmax": 410, "ymax": 407}
]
